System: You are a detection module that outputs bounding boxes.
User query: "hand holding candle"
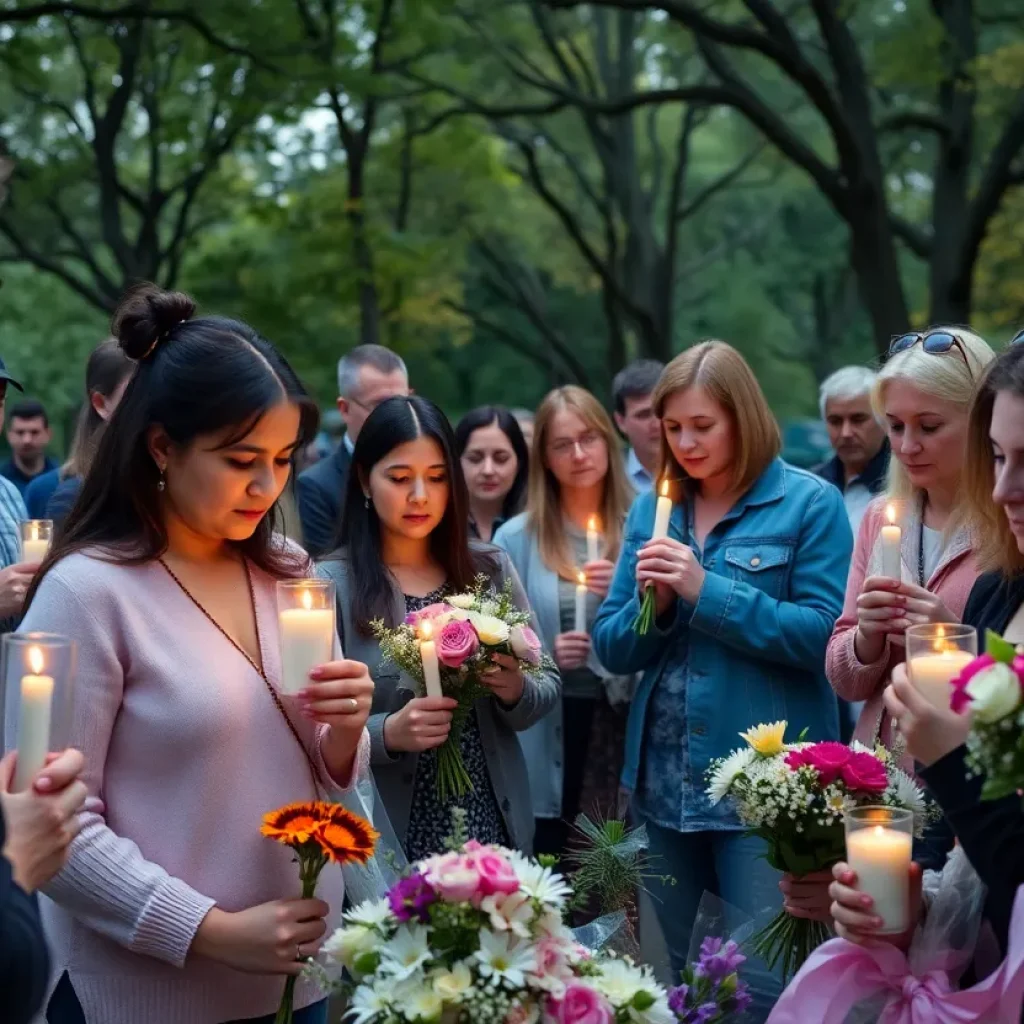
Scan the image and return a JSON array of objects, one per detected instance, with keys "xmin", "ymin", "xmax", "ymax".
[
  {"xmin": 844, "ymin": 807, "xmax": 915, "ymax": 934},
  {"xmin": 419, "ymin": 620, "xmax": 443, "ymax": 698},
  {"xmin": 276, "ymin": 580, "xmax": 336, "ymax": 696},
  {"xmin": 906, "ymin": 623, "xmax": 976, "ymax": 713},
  {"xmin": 633, "ymin": 479, "xmax": 673, "ymax": 635}
]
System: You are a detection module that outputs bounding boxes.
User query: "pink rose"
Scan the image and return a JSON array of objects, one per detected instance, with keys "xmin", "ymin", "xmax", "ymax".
[
  {"xmin": 424, "ymin": 853, "xmax": 481, "ymax": 902},
  {"xmin": 951, "ymin": 654, "xmax": 996, "ymax": 714},
  {"xmin": 799, "ymin": 741, "xmax": 852, "ymax": 786},
  {"xmin": 510, "ymin": 625, "xmax": 543, "ymax": 666},
  {"xmin": 840, "ymin": 751, "xmax": 889, "ymax": 794},
  {"xmin": 404, "ymin": 602, "xmax": 454, "ymax": 628},
  {"xmin": 550, "ymin": 983, "xmax": 613, "ymax": 1024},
  {"xmin": 470, "ymin": 849, "xmax": 520, "ymax": 896},
  {"xmin": 437, "ymin": 618, "xmax": 480, "ymax": 668}
]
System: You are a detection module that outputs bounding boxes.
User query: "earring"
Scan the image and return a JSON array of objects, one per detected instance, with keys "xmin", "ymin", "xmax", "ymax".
[
  {"xmin": 364, "ymin": 494, "xmax": 370, "ymax": 509},
  {"xmin": 157, "ymin": 470, "xmax": 166, "ymax": 493}
]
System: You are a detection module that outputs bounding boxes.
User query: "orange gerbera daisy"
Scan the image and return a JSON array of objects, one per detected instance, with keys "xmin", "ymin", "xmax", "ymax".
[{"xmin": 261, "ymin": 800, "xmax": 379, "ymax": 864}]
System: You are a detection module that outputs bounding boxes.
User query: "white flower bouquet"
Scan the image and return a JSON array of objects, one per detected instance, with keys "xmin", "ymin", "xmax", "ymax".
[{"xmin": 372, "ymin": 576, "xmax": 551, "ymax": 800}]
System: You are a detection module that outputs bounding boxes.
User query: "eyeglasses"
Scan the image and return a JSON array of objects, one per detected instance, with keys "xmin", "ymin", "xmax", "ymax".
[
  {"xmin": 1009, "ymin": 329, "xmax": 1024, "ymax": 347},
  {"xmin": 888, "ymin": 330, "xmax": 971, "ymax": 369},
  {"xmin": 547, "ymin": 430, "xmax": 603, "ymax": 458}
]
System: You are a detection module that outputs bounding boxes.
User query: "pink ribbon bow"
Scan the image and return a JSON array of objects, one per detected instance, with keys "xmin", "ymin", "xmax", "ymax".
[{"xmin": 767, "ymin": 887, "xmax": 1024, "ymax": 1023}]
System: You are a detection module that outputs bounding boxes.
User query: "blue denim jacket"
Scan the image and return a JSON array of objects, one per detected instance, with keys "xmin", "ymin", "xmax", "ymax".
[{"xmin": 592, "ymin": 458, "xmax": 851, "ymax": 810}]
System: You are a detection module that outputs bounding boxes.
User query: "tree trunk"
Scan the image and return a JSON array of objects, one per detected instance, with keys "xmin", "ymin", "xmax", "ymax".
[{"xmin": 347, "ymin": 150, "xmax": 381, "ymax": 347}]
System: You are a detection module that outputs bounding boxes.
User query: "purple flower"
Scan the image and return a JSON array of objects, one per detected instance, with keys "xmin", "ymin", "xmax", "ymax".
[
  {"xmin": 667, "ymin": 984, "xmax": 689, "ymax": 1016},
  {"xmin": 728, "ymin": 983, "xmax": 752, "ymax": 1015},
  {"xmin": 695, "ymin": 1003, "xmax": 720, "ymax": 1024},
  {"xmin": 697, "ymin": 937, "xmax": 746, "ymax": 983},
  {"xmin": 387, "ymin": 872, "xmax": 436, "ymax": 922}
]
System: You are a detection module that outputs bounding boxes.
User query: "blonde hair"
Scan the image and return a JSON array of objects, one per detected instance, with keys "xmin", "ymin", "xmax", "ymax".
[
  {"xmin": 652, "ymin": 340, "xmax": 781, "ymax": 499},
  {"xmin": 873, "ymin": 327, "xmax": 995, "ymax": 521},
  {"xmin": 963, "ymin": 345, "xmax": 1024, "ymax": 574},
  {"xmin": 527, "ymin": 386, "xmax": 634, "ymax": 580}
]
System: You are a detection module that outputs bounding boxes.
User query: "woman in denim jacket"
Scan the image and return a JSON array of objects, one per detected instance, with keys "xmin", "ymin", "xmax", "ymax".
[{"xmin": 592, "ymin": 342, "xmax": 851, "ymax": 1017}]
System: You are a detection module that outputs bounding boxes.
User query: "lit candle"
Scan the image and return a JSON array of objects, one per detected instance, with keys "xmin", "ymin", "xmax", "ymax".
[
  {"xmin": 575, "ymin": 571, "xmax": 588, "ymax": 634},
  {"xmin": 21, "ymin": 521, "xmax": 50, "ymax": 563},
  {"xmin": 586, "ymin": 515, "xmax": 601, "ymax": 564},
  {"xmin": 909, "ymin": 628, "xmax": 975, "ymax": 712},
  {"xmin": 14, "ymin": 645, "xmax": 54, "ymax": 792},
  {"xmin": 845, "ymin": 823, "xmax": 913, "ymax": 933},
  {"xmin": 278, "ymin": 588, "xmax": 334, "ymax": 695},
  {"xmin": 419, "ymin": 621, "xmax": 443, "ymax": 698},
  {"xmin": 652, "ymin": 479, "xmax": 672, "ymax": 541},
  {"xmin": 880, "ymin": 503, "xmax": 902, "ymax": 580}
]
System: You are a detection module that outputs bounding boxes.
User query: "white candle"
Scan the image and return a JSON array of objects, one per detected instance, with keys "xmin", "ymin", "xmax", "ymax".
[
  {"xmin": 909, "ymin": 648, "xmax": 975, "ymax": 712},
  {"xmin": 880, "ymin": 503, "xmax": 902, "ymax": 580},
  {"xmin": 586, "ymin": 515, "xmax": 601, "ymax": 564},
  {"xmin": 14, "ymin": 645, "xmax": 54, "ymax": 792},
  {"xmin": 652, "ymin": 479, "xmax": 672, "ymax": 541},
  {"xmin": 278, "ymin": 589, "xmax": 334, "ymax": 695},
  {"xmin": 575, "ymin": 572, "xmax": 588, "ymax": 634},
  {"xmin": 21, "ymin": 522, "xmax": 50, "ymax": 563},
  {"xmin": 846, "ymin": 824, "xmax": 913, "ymax": 933},
  {"xmin": 419, "ymin": 621, "xmax": 443, "ymax": 698}
]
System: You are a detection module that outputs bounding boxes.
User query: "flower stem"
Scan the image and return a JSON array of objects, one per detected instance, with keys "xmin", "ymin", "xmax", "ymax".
[
  {"xmin": 632, "ymin": 586, "xmax": 657, "ymax": 636},
  {"xmin": 275, "ymin": 853, "xmax": 325, "ymax": 1024}
]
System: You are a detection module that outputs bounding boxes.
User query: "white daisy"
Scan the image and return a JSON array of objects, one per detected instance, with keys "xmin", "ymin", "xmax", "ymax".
[
  {"xmin": 888, "ymin": 771, "xmax": 927, "ymax": 821},
  {"xmin": 344, "ymin": 897, "xmax": 394, "ymax": 930},
  {"xmin": 379, "ymin": 924, "xmax": 432, "ymax": 981},
  {"xmin": 508, "ymin": 853, "xmax": 572, "ymax": 908},
  {"xmin": 706, "ymin": 747, "xmax": 755, "ymax": 804},
  {"xmin": 392, "ymin": 977, "xmax": 444, "ymax": 1022},
  {"xmin": 474, "ymin": 929, "xmax": 537, "ymax": 988},
  {"xmin": 346, "ymin": 982, "xmax": 391, "ymax": 1024}
]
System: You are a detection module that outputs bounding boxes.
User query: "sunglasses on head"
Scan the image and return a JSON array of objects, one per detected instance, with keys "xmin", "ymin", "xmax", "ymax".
[
  {"xmin": 1010, "ymin": 329, "xmax": 1024, "ymax": 347},
  {"xmin": 888, "ymin": 330, "xmax": 971, "ymax": 369}
]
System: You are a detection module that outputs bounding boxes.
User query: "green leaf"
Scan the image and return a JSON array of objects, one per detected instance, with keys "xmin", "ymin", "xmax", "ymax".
[{"xmin": 986, "ymin": 630, "xmax": 1016, "ymax": 664}]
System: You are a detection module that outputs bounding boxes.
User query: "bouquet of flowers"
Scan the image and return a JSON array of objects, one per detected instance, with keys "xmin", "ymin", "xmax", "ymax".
[
  {"xmin": 950, "ymin": 629, "xmax": 1024, "ymax": 801},
  {"xmin": 261, "ymin": 801, "xmax": 380, "ymax": 1024},
  {"xmin": 324, "ymin": 837, "xmax": 676, "ymax": 1024},
  {"xmin": 705, "ymin": 721, "xmax": 936, "ymax": 980},
  {"xmin": 667, "ymin": 937, "xmax": 750, "ymax": 1024},
  {"xmin": 373, "ymin": 575, "xmax": 551, "ymax": 801}
]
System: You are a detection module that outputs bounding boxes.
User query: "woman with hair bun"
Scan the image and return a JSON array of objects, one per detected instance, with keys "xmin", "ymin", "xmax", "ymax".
[{"xmin": 24, "ymin": 285, "xmax": 373, "ymax": 1024}]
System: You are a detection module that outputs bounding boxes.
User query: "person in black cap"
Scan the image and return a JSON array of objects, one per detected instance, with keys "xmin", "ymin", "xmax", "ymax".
[{"xmin": 0, "ymin": 358, "xmax": 41, "ymax": 630}]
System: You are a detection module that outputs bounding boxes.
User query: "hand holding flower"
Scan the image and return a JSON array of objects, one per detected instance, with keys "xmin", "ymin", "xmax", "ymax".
[{"xmin": 481, "ymin": 652, "xmax": 525, "ymax": 706}]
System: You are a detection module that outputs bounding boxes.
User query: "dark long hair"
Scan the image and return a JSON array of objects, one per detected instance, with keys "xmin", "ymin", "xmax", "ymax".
[
  {"xmin": 335, "ymin": 395, "xmax": 489, "ymax": 633},
  {"xmin": 454, "ymin": 405, "xmax": 529, "ymax": 522},
  {"xmin": 29, "ymin": 284, "xmax": 318, "ymax": 600},
  {"xmin": 63, "ymin": 338, "xmax": 134, "ymax": 479}
]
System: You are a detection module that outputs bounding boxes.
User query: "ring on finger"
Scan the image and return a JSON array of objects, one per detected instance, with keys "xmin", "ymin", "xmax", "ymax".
[{"xmin": 346, "ymin": 697, "xmax": 359, "ymax": 713}]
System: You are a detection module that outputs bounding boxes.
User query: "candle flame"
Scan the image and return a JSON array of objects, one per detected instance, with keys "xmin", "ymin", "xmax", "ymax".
[
  {"xmin": 933, "ymin": 624, "xmax": 949, "ymax": 654},
  {"xmin": 873, "ymin": 825, "xmax": 885, "ymax": 837},
  {"xmin": 587, "ymin": 514, "xmax": 599, "ymax": 532},
  {"xmin": 29, "ymin": 523, "xmax": 39, "ymax": 542},
  {"xmin": 301, "ymin": 589, "xmax": 313, "ymax": 611},
  {"xmin": 577, "ymin": 571, "xmax": 586, "ymax": 586},
  {"xmin": 420, "ymin": 620, "xmax": 433, "ymax": 641},
  {"xmin": 27, "ymin": 645, "xmax": 44, "ymax": 675},
  {"xmin": 885, "ymin": 503, "xmax": 897, "ymax": 526},
  {"xmin": 660, "ymin": 479, "xmax": 670, "ymax": 498}
]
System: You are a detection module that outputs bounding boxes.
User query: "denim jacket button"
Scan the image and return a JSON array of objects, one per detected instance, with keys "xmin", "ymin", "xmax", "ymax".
[
  {"xmin": 692, "ymin": 724, "xmax": 707, "ymax": 737},
  {"xmin": 750, "ymin": 556, "xmax": 761, "ymax": 567}
]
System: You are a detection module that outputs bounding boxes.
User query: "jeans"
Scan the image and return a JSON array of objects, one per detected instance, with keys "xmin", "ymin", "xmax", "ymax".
[{"xmin": 642, "ymin": 820, "xmax": 784, "ymax": 1023}]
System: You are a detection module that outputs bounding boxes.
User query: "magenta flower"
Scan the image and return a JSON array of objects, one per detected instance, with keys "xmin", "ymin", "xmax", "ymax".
[
  {"xmin": 437, "ymin": 618, "xmax": 480, "ymax": 668},
  {"xmin": 550, "ymin": 983, "xmax": 613, "ymax": 1024},
  {"xmin": 840, "ymin": 751, "xmax": 888, "ymax": 794},
  {"xmin": 387, "ymin": 873, "xmax": 436, "ymax": 923},
  {"xmin": 796, "ymin": 742, "xmax": 852, "ymax": 786}
]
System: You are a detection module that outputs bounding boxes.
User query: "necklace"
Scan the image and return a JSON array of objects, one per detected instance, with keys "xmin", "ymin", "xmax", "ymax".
[{"xmin": 158, "ymin": 557, "xmax": 321, "ymax": 799}]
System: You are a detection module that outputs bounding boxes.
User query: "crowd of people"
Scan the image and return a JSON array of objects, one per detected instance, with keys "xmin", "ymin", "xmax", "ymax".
[{"xmin": 1, "ymin": 285, "xmax": 1023, "ymax": 1024}]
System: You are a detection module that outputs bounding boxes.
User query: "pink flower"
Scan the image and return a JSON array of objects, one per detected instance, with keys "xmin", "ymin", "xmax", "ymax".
[
  {"xmin": 840, "ymin": 751, "xmax": 889, "ymax": 794},
  {"xmin": 404, "ymin": 602, "xmax": 454, "ymax": 628},
  {"xmin": 437, "ymin": 618, "xmax": 480, "ymax": 668},
  {"xmin": 423, "ymin": 852, "xmax": 481, "ymax": 902},
  {"xmin": 549, "ymin": 983, "xmax": 613, "ymax": 1024},
  {"xmin": 510, "ymin": 625, "xmax": 543, "ymax": 666},
  {"xmin": 951, "ymin": 654, "xmax": 996, "ymax": 715},
  {"xmin": 800, "ymin": 742, "xmax": 852, "ymax": 786},
  {"xmin": 469, "ymin": 848, "xmax": 520, "ymax": 896}
]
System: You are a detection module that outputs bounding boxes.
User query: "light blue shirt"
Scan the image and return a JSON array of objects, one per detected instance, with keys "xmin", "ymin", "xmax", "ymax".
[{"xmin": 626, "ymin": 448, "xmax": 653, "ymax": 493}]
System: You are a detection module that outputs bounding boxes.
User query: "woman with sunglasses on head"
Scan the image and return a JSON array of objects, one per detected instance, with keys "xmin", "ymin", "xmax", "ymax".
[
  {"xmin": 455, "ymin": 406, "xmax": 529, "ymax": 543},
  {"xmin": 494, "ymin": 387, "xmax": 635, "ymax": 861},
  {"xmin": 317, "ymin": 396, "xmax": 559, "ymax": 861},
  {"xmin": 21, "ymin": 286, "xmax": 373, "ymax": 1024}
]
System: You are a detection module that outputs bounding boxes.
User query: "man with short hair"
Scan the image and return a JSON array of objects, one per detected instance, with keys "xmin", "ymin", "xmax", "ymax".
[
  {"xmin": 297, "ymin": 344, "xmax": 409, "ymax": 556},
  {"xmin": 1, "ymin": 399, "xmax": 55, "ymax": 498},
  {"xmin": 612, "ymin": 359, "xmax": 664, "ymax": 493},
  {"xmin": 813, "ymin": 366, "xmax": 889, "ymax": 534},
  {"xmin": 0, "ymin": 361, "xmax": 42, "ymax": 631}
]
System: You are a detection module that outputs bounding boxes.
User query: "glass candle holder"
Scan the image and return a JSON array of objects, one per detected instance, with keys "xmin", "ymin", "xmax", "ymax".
[
  {"xmin": 906, "ymin": 623, "xmax": 977, "ymax": 713},
  {"xmin": 845, "ymin": 806, "xmax": 914, "ymax": 934},
  {"xmin": 2, "ymin": 633, "xmax": 75, "ymax": 792},
  {"xmin": 276, "ymin": 579, "xmax": 336, "ymax": 695},
  {"xmin": 20, "ymin": 520, "xmax": 52, "ymax": 563}
]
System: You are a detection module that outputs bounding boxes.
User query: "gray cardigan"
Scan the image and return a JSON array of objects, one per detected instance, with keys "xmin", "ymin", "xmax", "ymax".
[{"xmin": 316, "ymin": 545, "xmax": 560, "ymax": 853}]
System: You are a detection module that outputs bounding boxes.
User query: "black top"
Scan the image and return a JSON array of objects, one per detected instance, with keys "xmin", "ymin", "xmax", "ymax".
[
  {"xmin": 813, "ymin": 439, "xmax": 889, "ymax": 495},
  {"xmin": 0, "ymin": 806, "xmax": 50, "ymax": 1024},
  {"xmin": 296, "ymin": 441, "xmax": 350, "ymax": 558},
  {"xmin": 918, "ymin": 569, "xmax": 1024, "ymax": 961},
  {"xmin": 0, "ymin": 456, "xmax": 58, "ymax": 498}
]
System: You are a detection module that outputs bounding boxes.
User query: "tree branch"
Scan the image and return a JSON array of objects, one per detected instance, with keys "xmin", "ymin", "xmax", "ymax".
[
  {"xmin": 877, "ymin": 109, "xmax": 950, "ymax": 137},
  {"xmin": 888, "ymin": 213, "xmax": 932, "ymax": 259}
]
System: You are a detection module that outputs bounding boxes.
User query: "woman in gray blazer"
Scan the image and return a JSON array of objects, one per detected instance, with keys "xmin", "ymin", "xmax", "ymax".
[{"xmin": 317, "ymin": 396, "xmax": 559, "ymax": 859}]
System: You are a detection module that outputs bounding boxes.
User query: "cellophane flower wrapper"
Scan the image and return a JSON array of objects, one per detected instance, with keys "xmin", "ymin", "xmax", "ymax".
[{"xmin": 372, "ymin": 576, "xmax": 553, "ymax": 801}]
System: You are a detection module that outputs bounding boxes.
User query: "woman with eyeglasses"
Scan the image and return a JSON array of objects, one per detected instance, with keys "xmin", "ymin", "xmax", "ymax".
[{"xmin": 494, "ymin": 386, "xmax": 635, "ymax": 861}]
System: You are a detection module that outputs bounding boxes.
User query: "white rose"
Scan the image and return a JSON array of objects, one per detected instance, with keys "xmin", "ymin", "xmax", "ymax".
[
  {"xmin": 468, "ymin": 612, "xmax": 510, "ymax": 645},
  {"xmin": 966, "ymin": 662, "xmax": 1022, "ymax": 724},
  {"xmin": 431, "ymin": 961, "xmax": 473, "ymax": 1000},
  {"xmin": 323, "ymin": 924, "xmax": 377, "ymax": 971},
  {"xmin": 448, "ymin": 593, "xmax": 476, "ymax": 609}
]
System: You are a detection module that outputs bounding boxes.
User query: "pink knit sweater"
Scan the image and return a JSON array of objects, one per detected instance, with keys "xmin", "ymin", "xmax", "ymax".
[
  {"xmin": 20, "ymin": 551, "xmax": 370, "ymax": 1024},
  {"xmin": 826, "ymin": 498, "xmax": 979, "ymax": 758}
]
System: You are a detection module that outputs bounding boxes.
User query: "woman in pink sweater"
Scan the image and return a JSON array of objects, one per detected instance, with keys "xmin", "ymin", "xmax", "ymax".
[
  {"xmin": 22, "ymin": 286, "xmax": 373, "ymax": 1024},
  {"xmin": 825, "ymin": 329, "xmax": 995, "ymax": 761}
]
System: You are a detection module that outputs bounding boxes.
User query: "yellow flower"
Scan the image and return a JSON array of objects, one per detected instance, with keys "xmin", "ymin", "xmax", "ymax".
[
  {"xmin": 739, "ymin": 721, "xmax": 788, "ymax": 756},
  {"xmin": 468, "ymin": 612, "xmax": 511, "ymax": 645}
]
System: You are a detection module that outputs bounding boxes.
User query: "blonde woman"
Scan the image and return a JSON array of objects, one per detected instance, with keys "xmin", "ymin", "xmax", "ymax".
[
  {"xmin": 494, "ymin": 386, "xmax": 634, "ymax": 859},
  {"xmin": 591, "ymin": 343, "xmax": 850, "ymax": 1018}
]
